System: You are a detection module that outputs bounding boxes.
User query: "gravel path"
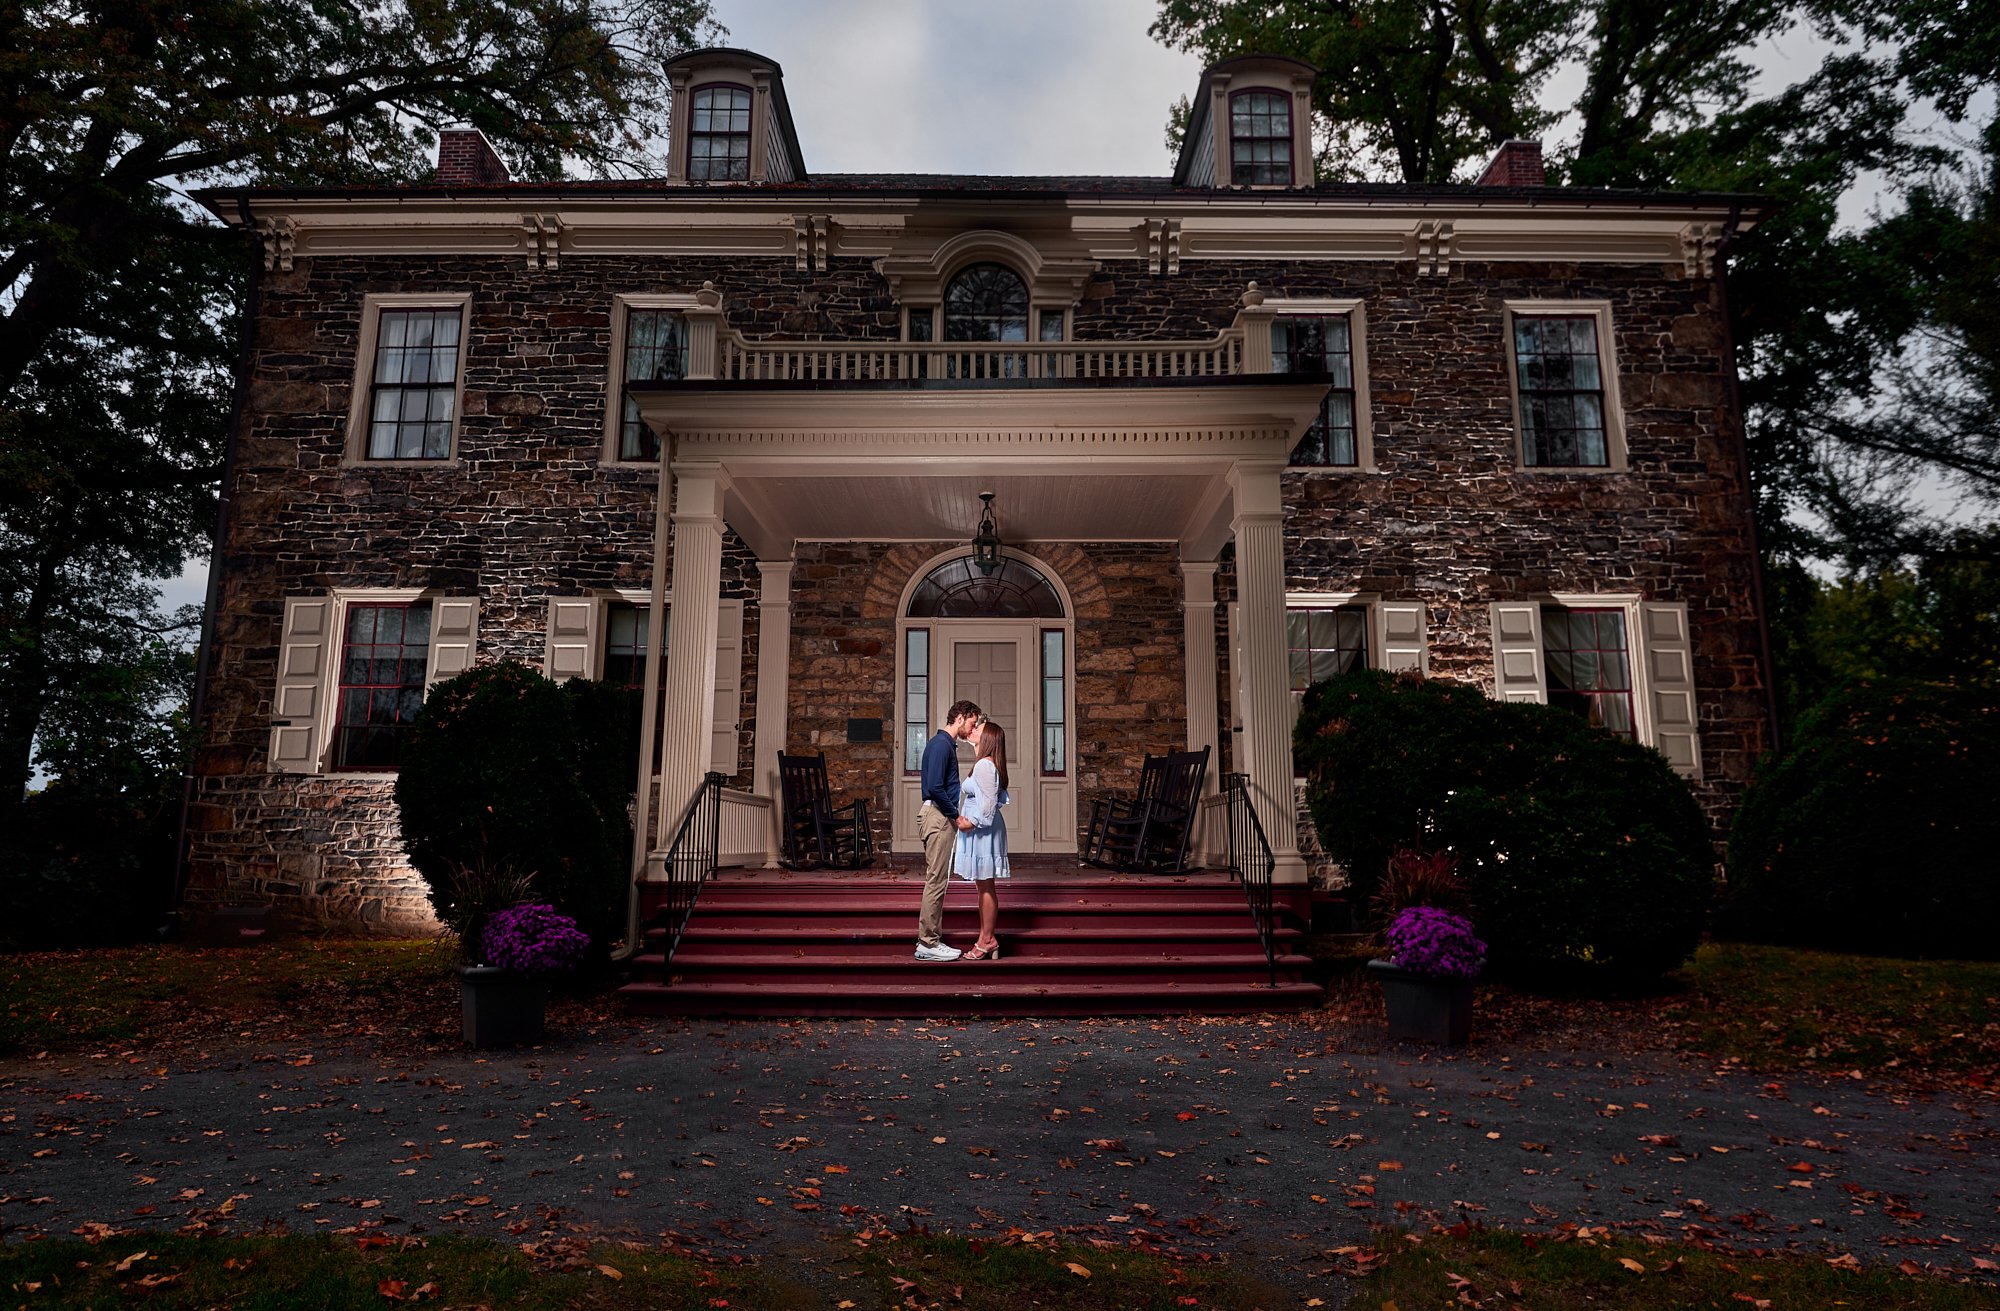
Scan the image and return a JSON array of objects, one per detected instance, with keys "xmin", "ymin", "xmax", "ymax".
[{"xmin": 3, "ymin": 1017, "xmax": 1995, "ymax": 1292}]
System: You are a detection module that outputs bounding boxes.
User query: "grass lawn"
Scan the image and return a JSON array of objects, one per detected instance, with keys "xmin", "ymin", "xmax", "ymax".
[
  {"xmin": 0, "ymin": 938, "xmax": 463, "ymax": 1057},
  {"xmin": 1670, "ymin": 942, "xmax": 2000, "ymax": 1088},
  {"xmin": 1348, "ymin": 1223, "xmax": 2000, "ymax": 1310}
]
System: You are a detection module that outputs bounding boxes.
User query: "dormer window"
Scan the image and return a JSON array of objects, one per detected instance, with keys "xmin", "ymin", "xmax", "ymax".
[
  {"xmin": 1230, "ymin": 90, "xmax": 1293, "ymax": 185},
  {"xmin": 688, "ymin": 85, "xmax": 752, "ymax": 181},
  {"xmin": 1171, "ymin": 54, "xmax": 1318, "ymax": 191},
  {"xmin": 663, "ymin": 49, "xmax": 807, "ymax": 184},
  {"xmin": 945, "ymin": 264, "xmax": 1029, "ymax": 342}
]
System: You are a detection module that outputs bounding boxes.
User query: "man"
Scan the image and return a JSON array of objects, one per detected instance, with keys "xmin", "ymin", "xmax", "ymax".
[{"xmin": 915, "ymin": 699, "xmax": 982, "ymax": 961}]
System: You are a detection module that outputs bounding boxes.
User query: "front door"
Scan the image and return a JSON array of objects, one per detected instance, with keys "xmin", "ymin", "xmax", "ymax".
[
  {"xmin": 951, "ymin": 640, "xmax": 1031, "ymax": 847},
  {"xmin": 892, "ymin": 621, "xmax": 1076, "ymax": 854}
]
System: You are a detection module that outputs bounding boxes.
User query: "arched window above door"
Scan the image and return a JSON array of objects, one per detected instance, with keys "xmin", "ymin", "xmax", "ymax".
[
  {"xmin": 943, "ymin": 263, "xmax": 1030, "ymax": 342},
  {"xmin": 906, "ymin": 554, "xmax": 1065, "ymax": 618}
]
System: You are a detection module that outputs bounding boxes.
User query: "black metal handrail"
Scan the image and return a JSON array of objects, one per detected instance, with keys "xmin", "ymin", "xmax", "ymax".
[
  {"xmin": 1221, "ymin": 772, "xmax": 1278, "ymax": 987},
  {"xmin": 649, "ymin": 771, "xmax": 726, "ymax": 974}
]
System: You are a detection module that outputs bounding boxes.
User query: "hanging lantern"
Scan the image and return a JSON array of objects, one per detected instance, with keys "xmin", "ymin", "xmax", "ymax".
[{"xmin": 971, "ymin": 491, "xmax": 1002, "ymax": 576}]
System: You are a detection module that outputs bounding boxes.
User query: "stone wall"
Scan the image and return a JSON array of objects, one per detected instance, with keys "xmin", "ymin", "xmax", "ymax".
[{"xmin": 189, "ymin": 242, "xmax": 1769, "ymax": 933}]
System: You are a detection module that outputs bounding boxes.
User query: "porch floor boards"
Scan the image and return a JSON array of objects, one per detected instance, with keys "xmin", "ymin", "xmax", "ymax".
[{"xmin": 619, "ymin": 864, "xmax": 1324, "ymax": 1018}]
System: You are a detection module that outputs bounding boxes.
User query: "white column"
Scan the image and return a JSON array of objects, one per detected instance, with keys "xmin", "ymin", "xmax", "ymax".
[
  {"xmin": 753, "ymin": 558, "xmax": 794, "ymax": 865},
  {"xmin": 1230, "ymin": 459, "xmax": 1306, "ymax": 883},
  {"xmin": 1180, "ymin": 561, "xmax": 1220, "ymax": 795},
  {"xmin": 655, "ymin": 462, "xmax": 727, "ymax": 847}
]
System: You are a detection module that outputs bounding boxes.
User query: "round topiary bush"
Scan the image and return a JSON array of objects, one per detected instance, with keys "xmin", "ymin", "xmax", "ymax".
[
  {"xmin": 395, "ymin": 661, "xmax": 634, "ymax": 953},
  {"xmin": 1725, "ymin": 678, "xmax": 2000, "ymax": 959},
  {"xmin": 1297, "ymin": 669, "xmax": 1714, "ymax": 983}
]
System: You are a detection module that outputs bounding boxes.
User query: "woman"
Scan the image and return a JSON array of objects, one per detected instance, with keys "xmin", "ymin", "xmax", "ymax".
[{"xmin": 951, "ymin": 719, "xmax": 1010, "ymax": 960}]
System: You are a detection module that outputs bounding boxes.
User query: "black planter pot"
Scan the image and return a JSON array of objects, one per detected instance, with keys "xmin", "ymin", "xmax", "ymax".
[
  {"xmin": 1368, "ymin": 959, "xmax": 1474, "ymax": 1045},
  {"xmin": 457, "ymin": 965, "xmax": 548, "ymax": 1048}
]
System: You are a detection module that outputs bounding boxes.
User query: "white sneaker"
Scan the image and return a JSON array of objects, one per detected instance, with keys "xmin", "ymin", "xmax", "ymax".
[{"xmin": 914, "ymin": 941, "xmax": 962, "ymax": 962}]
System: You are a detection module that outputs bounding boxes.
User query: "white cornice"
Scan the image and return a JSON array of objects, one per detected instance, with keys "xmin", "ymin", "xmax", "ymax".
[
  {"xmin": 217, "ymin": 193, "xmax": 1754, "ymax": 269},
  {"xmin": 634, "ymin": 382, "xmax": 1327, "ymax": 456}
]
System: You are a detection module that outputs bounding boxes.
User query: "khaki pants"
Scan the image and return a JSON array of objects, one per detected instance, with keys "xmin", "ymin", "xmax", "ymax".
[{"xmin": 917, "ymin": 803, "xmax": 955, "ymax": 946}]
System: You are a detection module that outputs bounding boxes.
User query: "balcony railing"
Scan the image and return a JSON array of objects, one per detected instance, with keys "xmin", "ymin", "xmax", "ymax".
[{"xmin": 680, "ymin": 282, "xmax": 1279, "ymax": 383}]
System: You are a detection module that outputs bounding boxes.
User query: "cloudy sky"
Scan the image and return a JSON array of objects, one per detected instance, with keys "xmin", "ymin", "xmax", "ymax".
[{"xmin": 708, "ymin": 0, "xmax": 1202, "ymax": 177}]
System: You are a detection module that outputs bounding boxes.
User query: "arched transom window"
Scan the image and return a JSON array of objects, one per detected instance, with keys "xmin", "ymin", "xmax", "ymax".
[
  {"xmin": 944, "ymin": 263, "xmax": 1030, "ymax": 343},
  {"xmin": 906, "ymin": 554, "xmax": 1065, "ymax": 618}
]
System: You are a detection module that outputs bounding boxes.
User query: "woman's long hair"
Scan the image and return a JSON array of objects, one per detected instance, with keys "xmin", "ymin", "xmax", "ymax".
[{"xmin": 976, "ymin": 720, "xmax": 1009, "ymax": 793}]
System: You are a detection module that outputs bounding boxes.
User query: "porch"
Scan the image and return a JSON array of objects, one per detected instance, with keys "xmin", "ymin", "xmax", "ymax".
[{"xmin": 615, "ymin": 285, "xmax": 1330, "ymax": 1013}]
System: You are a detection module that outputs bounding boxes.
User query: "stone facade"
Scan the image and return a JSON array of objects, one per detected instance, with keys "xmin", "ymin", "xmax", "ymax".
[{"xmin": 188, "ymin": 235, "xmax": 1770, "ymax": 933}]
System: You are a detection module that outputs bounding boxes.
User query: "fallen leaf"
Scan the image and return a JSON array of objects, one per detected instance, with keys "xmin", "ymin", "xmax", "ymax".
[
  {"xmin": 1064, "ymin": 1261, "xmax": 1092, "ymax": 1279},
  {"xmin": 114, "ymin": 1251, "xmax": 150, "ymax": 1273},
  {"xmin": 597, "ymin": 1264, "xmax": 623, "ymax": 1280},
  {"xmin": 1618, "ymin": 1257, "xmax": 1646, "ymax": 1273}
]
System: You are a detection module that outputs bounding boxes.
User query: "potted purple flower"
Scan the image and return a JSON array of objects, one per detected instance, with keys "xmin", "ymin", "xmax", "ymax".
[
  {"xmin": 459, "ymin": 903, "xmax": 589, "ymax": 1048},
  {"xmin": 1368, "ymin": 906, "xmax": 1486, "ymax": 1044}
]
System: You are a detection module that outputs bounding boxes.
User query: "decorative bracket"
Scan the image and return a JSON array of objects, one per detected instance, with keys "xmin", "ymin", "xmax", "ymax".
[
  {"xmin": 521, "ymin": 213, "xmax": 563, "ymax": 270},
  {"xmin": 793, "ymin": 215, "xmax": 832, "ymax": 272},
  {"xmin": 254, "ymin": 217, "xmax": 296, "ymax": 272},
  {"xmin": 1414, "ymin": 219, "xmax": 1454, "ymax": 277},
  {"xmin": 1144, "ymin": 217, "xmax": 1184, "ymax": 275},
  {"xmin": 1680, "ymin": 222, "xmax": 1721, "ymax": 278}
]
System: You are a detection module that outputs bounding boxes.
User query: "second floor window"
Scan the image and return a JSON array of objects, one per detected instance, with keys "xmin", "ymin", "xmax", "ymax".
[
  {"xmin": 689, "ymin": 85, "xmax": 752, "ymax": 181},
  {"xmin": 944, "ymin": 264, "xmax": 1029, "ymax": 342},
  {"xmin": 1514, "ymin": 314, "xmax": 1610, "ymax": 467},
  {"xmin": 1273, "ymin": 315, "xmax": 1358, "ymax": 466},
  {"xmin": 367, "ymin": 307, "xmax": 462, "ymax": 460},
  {"xmin": 1230, "ymin": 90, "xmax": 1293, "ymax": 185},
  {"xmin": 620, "ymin": 309, "xmax": 687, "ymax": 462}
]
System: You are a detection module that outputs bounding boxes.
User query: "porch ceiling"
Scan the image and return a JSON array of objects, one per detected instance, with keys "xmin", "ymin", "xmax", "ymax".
[{"xmin": 631, "ymin": 378, "xmax": 1330, "ymax": 557}]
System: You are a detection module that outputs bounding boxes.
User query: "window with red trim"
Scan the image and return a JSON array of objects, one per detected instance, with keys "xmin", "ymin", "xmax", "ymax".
[
  {"xmin": 333, "ymin": 602, "xmax": 431, "ymax": 770},
  {"xmin": 1541, "ymin": 606, "xmax": 1634, "ymax": 737}
]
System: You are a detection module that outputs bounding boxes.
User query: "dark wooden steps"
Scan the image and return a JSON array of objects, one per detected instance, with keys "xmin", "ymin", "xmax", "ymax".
[{"xmin": 619, "ymin": 873, "xmax": 1324, "ymax": 1018}]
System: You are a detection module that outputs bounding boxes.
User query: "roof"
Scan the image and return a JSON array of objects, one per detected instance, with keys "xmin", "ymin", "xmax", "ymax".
[{"xmin": 196, "ymin": 173, "xmax": 1771, "ymax": 214}]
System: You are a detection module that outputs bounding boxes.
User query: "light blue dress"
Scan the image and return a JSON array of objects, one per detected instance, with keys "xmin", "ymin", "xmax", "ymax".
[{"xmin": 951, "ymin": 758, "xmax": 1011, "ymax": 881}]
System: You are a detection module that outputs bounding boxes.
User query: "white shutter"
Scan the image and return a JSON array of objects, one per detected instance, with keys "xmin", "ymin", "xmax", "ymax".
[
  {"xmin": 270, "ymin": 596, "xmax": 334, "ymax": 774},
  {"xmin": 1375, "ymin": 600, "xmax": 1430, "ymax": 674},
  {"xmin": 427, "ymin": 596, "xmax": 480, "ymax": 686},
  {"xmin": 1640, "ymin": 601, "xmax": 1703, "ymax": 779},
  {"xmin": 709, "ymin": 599, "xmax": 745, "ymax": 776},
  {"xmin": 1489, "ymin": 602, "xmax": 1547, "ymax": 703},
  {"xmin": 545, "ymin": 597, "xmax": 601, "ymax": 681}
]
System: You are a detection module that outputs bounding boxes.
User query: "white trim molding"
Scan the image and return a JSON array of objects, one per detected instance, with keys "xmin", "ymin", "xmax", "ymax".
[
  {"xmin": 1502, "ymin": 299, "xmax": 1628, "ymax": 473},
  {"xmin": 342, "ymin": 291, "xmax": 474, "ymax": 468},
  {"xmin": 603, "ymin": 291, "xmax": 702, "ymax": 463},
  {"xmin": 1262, "ymin": 297, "xmax": 1376, "ymax": 471}
]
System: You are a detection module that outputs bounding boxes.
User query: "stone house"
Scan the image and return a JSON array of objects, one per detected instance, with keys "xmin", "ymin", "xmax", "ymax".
[{"xmin": 188, "ymin": 47, "xmax": 1774, "ymax": 941}]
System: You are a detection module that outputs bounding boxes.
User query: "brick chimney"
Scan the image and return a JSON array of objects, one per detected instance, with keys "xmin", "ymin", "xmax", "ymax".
[
  {"xmin": 1476, "ymin": 139, "xmax": 1545, "ymax": 187},
  {"xmin": 436, "ymin": 127, "xmax": 511, "ymax": 186}
]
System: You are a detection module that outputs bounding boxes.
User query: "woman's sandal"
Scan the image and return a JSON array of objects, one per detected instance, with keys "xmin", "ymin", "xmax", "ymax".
[{"xmin": 964, "ymin": 941, "xmax": 1001, "ymax": 962}]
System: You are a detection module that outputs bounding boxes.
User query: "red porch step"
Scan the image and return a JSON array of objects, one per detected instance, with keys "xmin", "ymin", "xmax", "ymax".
[{"xmin": 618, "ymin": 872, "xmax": 1325, "ymax": 1018}]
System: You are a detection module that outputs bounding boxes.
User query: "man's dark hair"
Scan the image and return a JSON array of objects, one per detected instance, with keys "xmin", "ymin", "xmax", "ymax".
[{"xmin": 946, "ymin": 700, "xmax": 982, "ymax": 724}]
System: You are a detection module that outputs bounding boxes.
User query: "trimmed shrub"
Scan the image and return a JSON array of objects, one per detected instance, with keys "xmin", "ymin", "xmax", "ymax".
[
  {"xmin": 395, "ymin": 662, "xmax": 635, "ymax": 952},
  {"xmin": 1297, "ymin": 669, "xmax": 1713, "ymax": 982},
  {"xmin": 1725, "ymin": 678, "xmax": 2000, "ymax": 959}
]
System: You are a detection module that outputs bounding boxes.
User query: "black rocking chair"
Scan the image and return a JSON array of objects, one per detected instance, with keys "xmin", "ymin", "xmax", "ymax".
[
  {"xmin": 1081, "ymin": 745, "xmax": 1209, "ymax": 873},
  {"xmin": 777, "ymin": 751, "xmax": 875, "ymax": 869}
]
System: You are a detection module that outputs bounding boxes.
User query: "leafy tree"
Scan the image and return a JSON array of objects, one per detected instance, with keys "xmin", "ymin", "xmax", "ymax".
[{"xmin": 0, "ymin": 0, "xmax": 720, "ymax": 828}]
